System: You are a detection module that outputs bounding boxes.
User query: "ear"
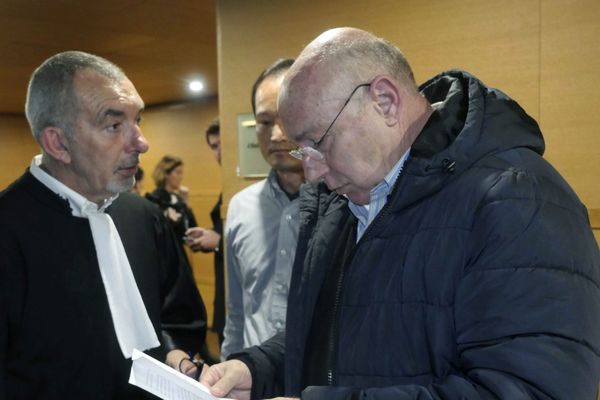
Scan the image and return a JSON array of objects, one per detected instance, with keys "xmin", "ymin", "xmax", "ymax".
[
  {"xmin": 370, "ymin": 75, "xmax": 401, "ymax": 126},
  {"xmin": 40, "ymin": 127, "xmax": 72, "ymax": 164}
]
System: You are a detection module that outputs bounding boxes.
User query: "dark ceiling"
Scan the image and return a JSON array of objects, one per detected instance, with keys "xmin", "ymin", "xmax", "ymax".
[{"xmin": 0, "ymin": 0, "xmax": 217, "ymax": 115}]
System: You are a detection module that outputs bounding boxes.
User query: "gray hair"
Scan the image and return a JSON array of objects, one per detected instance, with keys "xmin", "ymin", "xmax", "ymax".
[{"xmin": 25, "ymin": 51, "xmax": 126, "ymax": 144}]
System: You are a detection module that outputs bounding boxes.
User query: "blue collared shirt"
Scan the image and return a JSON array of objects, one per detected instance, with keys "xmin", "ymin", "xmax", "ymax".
[
  {"xmin": 221, "ymin": 170, "xmax": 300, "ymax": 359},
  {"xmin": 348, "ymin": 148, "xmax": 410, "ymax": 241}
]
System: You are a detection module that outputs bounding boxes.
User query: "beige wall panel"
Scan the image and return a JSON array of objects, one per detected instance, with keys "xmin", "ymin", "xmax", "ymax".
[
  {"xmin": 217, "ymin": 0, "xmax": 540, "ymax": 206},
  {"xmin": 540, "ymin": 0, "xmax": 600, "ymax": 209},
  {"xmin": 0, "ymin": 115, "xmax": 39, "ymax": 188},
  {"xmin": 140, "ymin": 99, "xmax": 221, "ymax": 196}
]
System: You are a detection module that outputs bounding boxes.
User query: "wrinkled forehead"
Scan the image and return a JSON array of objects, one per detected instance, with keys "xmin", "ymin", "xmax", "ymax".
[
  {"xmin": 74, "ymin": 69, "xmax": 144, "ymax": 112},
  {"xmin": 278, "ymin": 66, "xmax": 350, "ymax": 143},
  {"xmin": 278, "ymin": 86, "xmax": 315, "ymax": 143},
  {"xmin": 75, "ymin": 68, "xmax": 136, "ymax": 94}
]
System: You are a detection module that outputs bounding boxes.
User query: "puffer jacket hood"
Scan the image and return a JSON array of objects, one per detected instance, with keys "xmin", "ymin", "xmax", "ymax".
[
  {"xmin": 389, "ymin": 70, "xmax": 546, "ymax": 211},
  {"xmin": 417, "ymin": 69, "xmax": 544, "ymax": 160}
]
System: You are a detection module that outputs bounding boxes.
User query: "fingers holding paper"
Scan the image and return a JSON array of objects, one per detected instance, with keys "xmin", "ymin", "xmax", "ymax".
[{"xmin": 200, "ymin": 359, "xmax": 252, "ymax": 400}]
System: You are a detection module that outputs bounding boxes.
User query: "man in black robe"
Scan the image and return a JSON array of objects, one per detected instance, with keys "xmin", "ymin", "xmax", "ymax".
[{"xmin": 0, "ymin": 51, "xmax": 207, "ymax": 399}]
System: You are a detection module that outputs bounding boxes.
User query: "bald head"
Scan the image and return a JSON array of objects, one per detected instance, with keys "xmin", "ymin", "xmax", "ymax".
[
  {"xmin": 277, "ymin": 27, "xmax": 432, "ymax": 204},
  {"xmin": 297, "ymin": 27, "xmax": 414, "ymax": 83},
  {"xmin": 279, "ymin": 28, "xmax": 420, "ymax": 142},
  {"xmin": 281, "ymin": 29, "xmax": 416, "ymax": 109}
]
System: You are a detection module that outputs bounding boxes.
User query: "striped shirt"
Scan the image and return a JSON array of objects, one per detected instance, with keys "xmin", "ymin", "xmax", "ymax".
[{"xmin": 348, "ymin": 148, "xmax": 410, "ymax": 241}]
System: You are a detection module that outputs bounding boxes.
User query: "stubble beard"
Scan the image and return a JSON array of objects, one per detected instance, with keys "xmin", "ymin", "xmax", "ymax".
[{"xmin": 107, "ymin": 175, "xmax": 135, "ymax": 195}]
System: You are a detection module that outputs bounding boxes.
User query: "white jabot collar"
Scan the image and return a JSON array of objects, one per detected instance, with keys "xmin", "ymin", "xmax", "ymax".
[{"xmin": 30, "ymin": 155, "xmax": 160, "ymax": 358}]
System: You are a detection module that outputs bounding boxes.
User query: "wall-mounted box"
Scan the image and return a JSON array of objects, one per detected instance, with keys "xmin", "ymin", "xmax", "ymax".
[{"xmin": 236, "ymin": 113, "xmax": 270, "ymax": 177}]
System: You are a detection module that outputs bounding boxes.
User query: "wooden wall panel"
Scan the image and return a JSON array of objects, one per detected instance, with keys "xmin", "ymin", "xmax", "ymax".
[
  {"xmin": 0, "ymin": 115, "xmax": 39, "ymax": 188},
  {"xmin": 140, "ymin": 99, "xmax": 221, "ymax": 196},
  {"xmin": 540, "ymin": 0, "xmax": 600, "ymax": 209}
]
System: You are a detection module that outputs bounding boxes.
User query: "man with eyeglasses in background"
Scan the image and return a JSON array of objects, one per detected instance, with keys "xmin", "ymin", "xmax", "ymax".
[
  {"xmin": 200, "ymin": 27, "xmax": 600, "ymax": 400},
  {"xmin": 218, "ymin": 59, "xmax": 305, "ymax": 360}
]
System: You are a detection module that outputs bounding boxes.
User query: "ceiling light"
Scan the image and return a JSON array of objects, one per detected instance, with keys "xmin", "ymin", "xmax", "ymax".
[{"xmin": 188, "ymin": 80, "xmax": 204, "ymax": 92}]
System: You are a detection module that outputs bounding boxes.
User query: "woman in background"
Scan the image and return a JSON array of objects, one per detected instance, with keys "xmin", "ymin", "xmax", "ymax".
[
  {"xmin": 146, "ymin": 155, "xmax": 219, "ymax": 365},
  {"xmin": 146, "ymin": 155, "xmax": 197, "ymax": 247}
]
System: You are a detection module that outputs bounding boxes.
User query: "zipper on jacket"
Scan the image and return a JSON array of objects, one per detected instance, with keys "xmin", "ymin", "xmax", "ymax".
[
  {"xmin": 327, "ymin": 263, "xmax": 346, "ymax": 385},
  {"xmin": 325, "ymin": 158, "xmax": 414, "ymax": 385}
]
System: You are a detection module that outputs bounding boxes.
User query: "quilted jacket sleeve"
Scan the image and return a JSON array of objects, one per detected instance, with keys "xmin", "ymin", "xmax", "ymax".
[{"xmin": 229, "ymin": 331, "xmax": 286, "ymax": 399}]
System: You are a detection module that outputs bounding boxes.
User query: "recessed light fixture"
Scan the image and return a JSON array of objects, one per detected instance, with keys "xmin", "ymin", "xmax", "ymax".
[{"xmin": 188, "ymin": 80, "xmax": 204, "ymax": 93}]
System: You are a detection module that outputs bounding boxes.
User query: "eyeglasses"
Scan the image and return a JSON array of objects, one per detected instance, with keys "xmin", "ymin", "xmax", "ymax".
[{"xmin": 289, "ymin": 83, "xmax": 371, "ymax": 161}]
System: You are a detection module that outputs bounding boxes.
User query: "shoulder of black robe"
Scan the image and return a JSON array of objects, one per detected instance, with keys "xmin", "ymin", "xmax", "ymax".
[
  {"xmin": 145, "ymin": 188, "xmax": 170, "ymax": 208},
  {"xmin": 108, "ymin": 192, "xmax": 207, "ymax": 355},
  {"xmin": 0, "ymin": 171, "xmax": 164, "ymax": 399}
]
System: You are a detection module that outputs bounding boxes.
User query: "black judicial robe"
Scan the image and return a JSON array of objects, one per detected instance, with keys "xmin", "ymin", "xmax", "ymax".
[{"xmin": 0, "ymin": 170, "xmax": 207, "ymax": 399}]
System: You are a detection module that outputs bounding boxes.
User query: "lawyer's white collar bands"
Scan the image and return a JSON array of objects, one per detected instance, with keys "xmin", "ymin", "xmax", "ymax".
[{"xmin": 30, "ymin": 154, "xmax": 160, "ymax": 358}]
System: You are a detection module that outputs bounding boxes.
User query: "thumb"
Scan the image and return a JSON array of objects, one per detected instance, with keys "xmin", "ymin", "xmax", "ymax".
[
  {"xmin": 209, "ymin": 374, "xmax": 238, "ymax": 398},
  {"xmin": 185, "ymin": 227, "xmax": 204, "ymax": 237}
]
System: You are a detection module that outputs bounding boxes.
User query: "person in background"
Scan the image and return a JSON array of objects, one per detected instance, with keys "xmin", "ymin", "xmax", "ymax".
[
  {"xmin": 0, "ymin": 50, "xmax": 207, "ymax": 399},
  {"xmin": 200, "ymin": 27, "xmax": 600, "ymax": 399},
  {"xmin": 219, "ymin": 58, "xmax": 305, "ymax": 360},
  {"xmin": 146, "ymin": 154, "xmax": 219, "ymax": 365},
  {"xmin": 146, "ymin": 155, "xmax": 197, "ymax": 248},
  {"xmin": 186, "ymin": 118, "xmax": 226, "ymax": 345},
  {"xmin": 130, "ymin": 166, "xmax": 145, "ymax": 195}
]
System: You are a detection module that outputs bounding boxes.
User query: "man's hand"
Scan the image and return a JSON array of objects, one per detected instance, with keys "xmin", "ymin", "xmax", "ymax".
[
  {"xmin": 166, "ymin": 349, "xmax": 206, "ymax": 379},
  {"xmin": 200, "ymin": 359, "xmax": 252, "ymax": 400},
  {"xmin": 164, "ymin": 207, "xmax": 181, "ymax": 223},
  {"xmin": 185, "ymin": 227, "xmax": 221, "ymax": 253}
]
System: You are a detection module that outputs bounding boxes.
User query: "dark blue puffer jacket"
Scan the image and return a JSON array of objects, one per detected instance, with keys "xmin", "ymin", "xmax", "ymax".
[{"xmin": 237, "ymin": 70, "xmax": 600, "ymax": 400}]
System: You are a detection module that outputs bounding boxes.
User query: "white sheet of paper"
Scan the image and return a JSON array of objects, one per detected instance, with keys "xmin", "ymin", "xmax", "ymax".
[{"xmin": 128, "ymin": 349, "xmax": 230, "ymax": 400}]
